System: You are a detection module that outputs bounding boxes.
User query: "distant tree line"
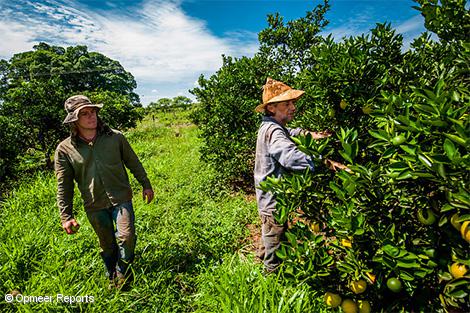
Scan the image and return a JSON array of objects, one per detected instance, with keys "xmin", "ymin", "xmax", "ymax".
[
  {"xmin": 0, "ymin": 43, "xmax": 144, "ymax": 191},
  {"xmin": 146, "ymin": 96, "xmax": 193, "ymax": 113}
]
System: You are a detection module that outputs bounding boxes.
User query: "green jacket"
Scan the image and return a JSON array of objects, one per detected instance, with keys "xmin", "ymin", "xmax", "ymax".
[{"xmin": 54, "ymin": 127, "xmax": 152, "ymax": 223}]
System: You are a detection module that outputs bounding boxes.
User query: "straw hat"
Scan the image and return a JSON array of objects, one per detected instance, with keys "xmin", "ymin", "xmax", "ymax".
[
  {"xmin": 63, "ymin": 95, "xmax": 103, "ymax": 124},
  {"xmin": 255, "ymin": 77, "xmax": 304, "ymax": 113}
]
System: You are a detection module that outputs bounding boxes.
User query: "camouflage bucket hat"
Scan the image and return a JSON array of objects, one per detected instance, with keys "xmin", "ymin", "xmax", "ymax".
[
  {"xmin": 255, "ymin": 77, "xmax": 305, "ymax": 113},
  {"xmin": 63, "ymin": 95, "xmax": 103, "ymax": 124}
]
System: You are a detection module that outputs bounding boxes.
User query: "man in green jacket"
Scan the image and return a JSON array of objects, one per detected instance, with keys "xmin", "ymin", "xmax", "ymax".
[{"xmin": 55, "ymin": 95, "xmax": 154, "ymax": 288}]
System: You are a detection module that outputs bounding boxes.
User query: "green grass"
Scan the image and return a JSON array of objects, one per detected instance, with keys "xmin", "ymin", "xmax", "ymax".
[{"xmin": 0, "ymin": 111, "xmax": 326, "ymax": 312}]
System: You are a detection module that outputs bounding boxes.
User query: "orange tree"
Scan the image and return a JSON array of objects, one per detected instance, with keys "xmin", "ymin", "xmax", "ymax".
[
  {"xmin": 258, "ymin": 3, "xmax": 469, "ymax": 312},
  {"xmin": 192, "ymin": 0, "xmax": 469, "ymax": 311}
]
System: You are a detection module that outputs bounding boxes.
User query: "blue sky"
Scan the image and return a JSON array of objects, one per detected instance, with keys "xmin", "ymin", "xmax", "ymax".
[{"xmin": 0, "ymin": 0, "xmax": 427, "ymax": 105}]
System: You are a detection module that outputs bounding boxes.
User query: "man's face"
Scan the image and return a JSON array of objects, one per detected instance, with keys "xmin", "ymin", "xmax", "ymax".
[
  {"xmin": 76, "ymin": 107, "xmax": 98, "ymax": 131},
  {"xmin": 267, "ymin": 100, "xmax": 296, "ymax": 125}
]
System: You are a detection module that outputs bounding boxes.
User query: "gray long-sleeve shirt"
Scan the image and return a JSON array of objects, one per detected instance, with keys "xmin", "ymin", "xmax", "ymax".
[{"xmin": 254, "ymin": 116, "xmax": 314, "ymax": 217}]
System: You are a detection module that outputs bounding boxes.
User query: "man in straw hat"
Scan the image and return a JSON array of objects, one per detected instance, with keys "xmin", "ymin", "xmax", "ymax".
[
  {"xmin": 55, "ymin": 95, "xmax": 154, "ymax": 288},
  {"xmin": 254, "ymin": 78, "xmax": 346, "ymax": 273}
]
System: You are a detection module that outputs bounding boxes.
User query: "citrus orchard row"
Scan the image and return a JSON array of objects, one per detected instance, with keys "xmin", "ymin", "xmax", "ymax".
[{"xmin": 191, "ymin": 1, "xmax": 469, "ymax": 312}]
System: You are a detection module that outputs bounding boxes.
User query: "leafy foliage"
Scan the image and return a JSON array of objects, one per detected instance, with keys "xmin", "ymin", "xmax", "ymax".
[
  {"xmin": 147, "ymin": 96, "xmax": 193, "ymax": 112},
  {"xmin": 191, "ymin": 55, "xmax": 278, "ymax": 189},
  {"xmin": 0, "ymin": 43, "xmax": 143, "ymax": 185},
  {"xmin": 193, "ymin": 0, "xmax": 469, "ymax": 311}
]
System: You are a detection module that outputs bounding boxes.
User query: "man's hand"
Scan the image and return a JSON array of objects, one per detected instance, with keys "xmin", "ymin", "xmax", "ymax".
[
  {"xmin": 324, "ymin": 159, "xmax": 352, "ymax": 173},
  {"xmin": 143, "ymin": 188, "xmax": 154, "ymax": 204},
  {"xmin": 309, "ymin": 130, "xmax": 333, "ymax": 140},
  {"xmin": 62, "ymin": 219, "xmax": 80, "ymax": 235}
]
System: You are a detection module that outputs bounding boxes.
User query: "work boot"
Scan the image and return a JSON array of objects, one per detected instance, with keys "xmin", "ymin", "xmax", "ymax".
[
  {"xmin": 107, "ymin": 271, "xmax": 117, "ymax": 290},
  {"xmin": 115, "ymin": 271, "xmax": 126, "ymax": 288},
  {"xmin": 115, "ymin": 271, "xmax": 133, "ymax": 291}
]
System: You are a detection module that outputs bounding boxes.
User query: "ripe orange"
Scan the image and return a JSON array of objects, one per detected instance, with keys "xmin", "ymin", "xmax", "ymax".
[
  {"xmin": 310, "ymin": 222, "xmax": 321, "ymax": 233},
  {"xmin": 460, "ymin": 221, "xmax": 470, "ymax": 243},
  {"xmin": 341, "ymin": 239, "xmax": 352, "ymax": 248},
  {"xmin": 324, "ymin": 292, "xmax": 342, "ymax": 308},
  {"xmin": 450, "ymin": 213, "xmax": 461, "ymax": 231},
  {"xmin": 350, "ymin": 279, "xmax": 367, "ymax": 294},
  {"xmin": 341, "ymin": 299, "xmax": 358, "ymax": 313},
  {"xmin": 358, "ymin": 300, "xmax": 371, "ymax": 313},
  {"xmin": 417, "ymin": 208, "xmax": 436, "ymax": 225},
  {"xmin": 450, "ymin": 263, "xmax": 468, "ymax": 279},
  {"xmin": 386, "ymin": 277, "xmax": 402, "ymax": 293}
]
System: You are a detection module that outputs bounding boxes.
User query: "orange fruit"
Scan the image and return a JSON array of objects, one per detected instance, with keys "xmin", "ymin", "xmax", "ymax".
[
  {"xmin": 417, "ymin": 208, "xmax": 436, "ymax": 225},
  {"xmin": 391, "ymin": 135, "xmax": 406, "ymax": 146},
  {"xmin": 341, "ymin": 239, "xmax": 352, "ymax": 248},
  {"xmin": 310, "ymin": 222, "xmax": 321, "ymax": 233},
  {"xmin": 341, "ymin": 299, "xmax": 358, "ymax": 313},
  {"xmin": 450, "ymin": 213, "xmax": 461, "ymax": 231},
  {"xmin": 386, "ymin": 277, "xmax": 402, "ymax": 293},
  {"xmin": 460, "ymin": 221, "xmax": 470, "ymax": 243},
  {"xmin": 450, "ymin": 263, "xmax": 468, "ymax": 279},
  {"xmin": 350, "ymin": 279, "xmax": 367, "ymax": 294},
  {"xmin": 358, "ymin": 300, "xmax": 371, "ymax": 313},
  {"xmin": 324, "ymin": 292, "xmax": 342, "ymax": 308}
]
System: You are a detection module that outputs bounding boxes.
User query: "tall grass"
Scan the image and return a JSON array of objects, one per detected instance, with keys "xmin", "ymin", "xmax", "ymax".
[
  {"xmin": 194, "ymin": 254, "xmax": 326, "ymax": 313},
  {"xmin": 0, "ymin": 111, "xmax": 325, "ymax": 312}
]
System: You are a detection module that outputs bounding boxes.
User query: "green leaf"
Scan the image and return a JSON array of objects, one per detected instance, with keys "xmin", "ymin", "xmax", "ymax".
[
  {"xmin": 399, "ymin": 144, "xmax": 417, "ymax": 156},
  {"xmin": 388, "ymin": 162, "xmax": 409, "ymax": 171},
  {"xmin": 437, "ymin": 163, "xmax": 446, "ymax": 179},
  {"xmin": 291, "ymin": 136, "xmax": 302, "ymax": 145},
  {"xmin": 383, "ymin": 244, "xmax": 400, "ymax": 257},
  {"xmin": 382, "ymin": 147, "xmax": 396, "ymax": 159},
  {"xmin": 397, "ymin": 260, "xmax": 421, "ymax": 269},
  {"xmin": 444, "ymin": 133, "xmax": 467, "ymax": 147},
  {"xmin": 399, "ymin": 270, "xmax": 415, "ymax": 281},
  {"xmin": 339, "ymin": 150, "xmax": 353, "ymax": 164},
  {"xmin": 448, "ymin": 290, "xmax": 468, "ymax": 299},
  {"xmin": 368, "ymin": 130, "xmax": 388, "ymax": 141},
  {"xmin": 396, "ymin": 170, "xmax": 413, "ymax": 180}
]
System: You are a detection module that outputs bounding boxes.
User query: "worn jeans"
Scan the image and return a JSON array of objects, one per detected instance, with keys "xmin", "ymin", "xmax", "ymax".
[
  {"xmin": 86, "ymin": 201, "xmax": 136, "ymax": 279},
  {"xmin": 260, "ymin": 215, "xmax": 287, "ymax": 272}
]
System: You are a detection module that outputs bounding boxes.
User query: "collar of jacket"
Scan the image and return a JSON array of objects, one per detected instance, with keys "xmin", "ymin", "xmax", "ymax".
[
  {"xmin": 262, "ymin": 116, "xmax": 290, "ymax": 133},
  {"xmin": 70, "ymin": 123, "xmax": 113, "ymax": 147}
]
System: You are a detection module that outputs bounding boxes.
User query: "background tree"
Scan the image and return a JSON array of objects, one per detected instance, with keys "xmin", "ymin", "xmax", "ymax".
[
  {"xmin": 0, "ymin": 43, "xmax": 143, "ymax": 185},
  {"xmin": 172, "ymin": 95, "xmax": 192, "ymax": 109}
]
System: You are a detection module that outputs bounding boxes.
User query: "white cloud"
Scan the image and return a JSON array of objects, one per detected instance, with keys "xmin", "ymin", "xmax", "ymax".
[
  {"xmin": 394, "ymin": 15, "xmax": 423, "ymax": 34},
  {"xmin": 0, "ymin": 0, "xmax": 258, "ymax": 104},
  {"xmin": 322, "ymin": 25, "xmax": 366, "ymax": 41},
  {"xmin": 0, "ymin": 20, "xmax": 36, "ymax": 57},
  {"xmin": 393, "ymin": 15, "xmax": 429, "ymax": 50},
  {"xmin": 321, "ymin": 10, "xmax": 373, "ymax": 41},
  {"xmin": 322, "ymin": 11, "xmax": 427, "ymax": 51}
]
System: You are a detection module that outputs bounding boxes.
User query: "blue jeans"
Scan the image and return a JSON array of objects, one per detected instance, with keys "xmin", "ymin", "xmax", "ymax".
[{"xmin": 86, "ymin": 201, "xmax": 136, "ymax": 278}]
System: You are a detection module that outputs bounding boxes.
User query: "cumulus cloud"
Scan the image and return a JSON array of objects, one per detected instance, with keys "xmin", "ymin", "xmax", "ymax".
[
  {"xmin": 0, "ymin": 0, "xmax": 259, "ymax": 103},
  {"xmin": 0, "ymin": 20, "xmax": 36, "ymax": 56},
  {"xmin": 393, "ymin": 15, "xmax": 429, "ymax": 49}
]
